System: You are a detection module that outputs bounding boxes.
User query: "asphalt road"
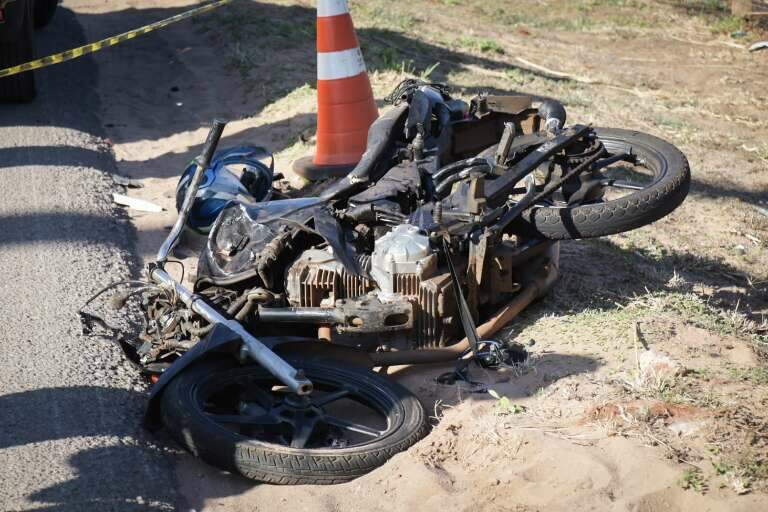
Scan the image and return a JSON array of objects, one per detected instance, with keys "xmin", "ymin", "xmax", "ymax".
[{"xmin": 0, "ymin": 8, "xmax": 176, "ymax": 512}]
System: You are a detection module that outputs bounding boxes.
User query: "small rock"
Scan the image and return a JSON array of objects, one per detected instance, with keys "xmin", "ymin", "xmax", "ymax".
[{"xmin": 638, "ymin": 349, "xmax": 685, "ymax": 384}]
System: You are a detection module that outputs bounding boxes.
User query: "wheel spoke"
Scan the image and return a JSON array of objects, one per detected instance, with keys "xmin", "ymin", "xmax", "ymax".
[
  {"xmin": 599, "ymin": 179, "xmax": 645, "ymax": 190},
  {"xmin": 312, "ymin": 388, "xmax": 351, "ymax": 407},
  {"xmin": 206, "ymin": 413, "xmax": 281, "ymax": 425},
  {"xmin": 324, "ymin": 415, "xmax": 383, "ymax": 438},
  {"xmin": 237, "ymin": 382, "xmax": 274, "ymax": 409},
  {"xmin": 290, "ymin": 419, "xmax": 317, "ymax": 448},
  {"xmin": 591, "ymin": 152, "xmax": 634, "ymax": 171}
]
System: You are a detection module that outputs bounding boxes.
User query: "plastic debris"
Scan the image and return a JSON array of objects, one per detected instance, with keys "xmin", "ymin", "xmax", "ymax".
[{"xmin": 112, "ymin": 193, "xmax": 164, "ymax": 212}]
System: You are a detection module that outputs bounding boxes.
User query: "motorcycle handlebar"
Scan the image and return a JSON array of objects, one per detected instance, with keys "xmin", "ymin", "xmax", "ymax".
[
  {"xmin": 156, "ymin": 119, "xmax": 228, "ymax": 265},
  {"xmin": 198, "ymin": 119, "xmax": 226, "ymax": 169}
]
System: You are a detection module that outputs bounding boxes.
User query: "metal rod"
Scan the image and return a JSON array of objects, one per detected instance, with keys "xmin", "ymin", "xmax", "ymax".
[
  {"xmin": 484, "ymin": 124, "xmax": 591, "ymax": 207},
  {"xmin": 150, "ymin": 268, "xmax": 313, "ymax": 395},
  {"xmin": 258, "ymin": 307, "xmax": 345, "ymax": 324}
]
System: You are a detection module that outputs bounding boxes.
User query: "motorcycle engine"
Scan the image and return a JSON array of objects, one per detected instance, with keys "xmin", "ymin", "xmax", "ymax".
[{"xmin": 285, "ymin": 224, "xmax": 459, "ymax": 348}]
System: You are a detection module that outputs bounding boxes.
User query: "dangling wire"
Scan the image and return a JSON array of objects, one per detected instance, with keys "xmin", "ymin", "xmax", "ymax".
[
  {"xmin": 384, "ymin": 78, "xmax": 451, "ymax": 105},
  {"xmin": 164, "ymin": 259, "xmax": 186, "ymax": 284},
  {"xmin": 78, "ymin": 280, "xmax": 144, "ymax": 336},
  {"xmin": 80, "ymin": 279, "xmax": 150, "ymax": 309}
]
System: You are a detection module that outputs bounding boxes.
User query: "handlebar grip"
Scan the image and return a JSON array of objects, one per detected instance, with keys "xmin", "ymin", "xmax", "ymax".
[{"xmin": 198, "ymin": 119, "xmax": 227, "ymax": 168}]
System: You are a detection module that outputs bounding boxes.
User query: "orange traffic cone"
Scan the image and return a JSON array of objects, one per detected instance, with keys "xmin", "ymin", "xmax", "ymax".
[{"xmin": 293, "ymin": 0, "xmax": 379, "ymax": 180}]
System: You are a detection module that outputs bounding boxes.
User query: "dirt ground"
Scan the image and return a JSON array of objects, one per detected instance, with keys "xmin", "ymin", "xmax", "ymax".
[{"xmin": 65, "ymin": 0, "xmax": 768, "ymax": 509}]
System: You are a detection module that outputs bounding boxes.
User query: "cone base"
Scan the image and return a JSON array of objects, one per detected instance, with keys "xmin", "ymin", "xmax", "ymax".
[{"xmin": 292, "ymin": 155, "xmax": 356, "ymax": 181}]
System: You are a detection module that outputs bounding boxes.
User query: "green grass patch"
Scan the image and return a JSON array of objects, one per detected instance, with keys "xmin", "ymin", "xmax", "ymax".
[
  {"xmin": 680, "ymin": 467, "xmax": 708, "ymax": 493},
  {"xmin": 354, "ymin": 1, "xmax": 420, "ymax": 31},
  {"xmin": 728, "ymin": 366, "xmax": 768, "ymax": 386},
  {"xmin": 709, "ymin": 15, "xmax": 745, "ymax": 34},
  {"xmin": 457, "ymin": 36, "xmax": 505, "ymax": 54}
]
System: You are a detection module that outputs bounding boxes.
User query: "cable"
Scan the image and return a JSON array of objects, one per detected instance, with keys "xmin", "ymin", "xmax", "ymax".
[
  {"xmin": 164, "ymin": 260, "xmax": 185, "ymax": 284},
  {"xmin": 80, "ymin": 280, "xmax": 150, "ymax": 309},
  {"xmin": 384, "ymin": 78, "xmax": 451, "ymax": 105}
]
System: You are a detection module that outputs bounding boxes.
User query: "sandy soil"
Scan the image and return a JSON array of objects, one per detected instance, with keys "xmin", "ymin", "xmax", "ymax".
[{"xmin": 63, "ymin": 0, "xmax": 768, "ymax": 510}]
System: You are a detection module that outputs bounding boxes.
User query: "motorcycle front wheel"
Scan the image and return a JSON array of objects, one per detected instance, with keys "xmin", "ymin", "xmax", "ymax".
[
  {"xmin": 485, "ymin": 127, "xmax": 690, "ymax": 240},
  {"xmin": 160, "ymin": 358, "xmax": 428, "ymax": 484}
]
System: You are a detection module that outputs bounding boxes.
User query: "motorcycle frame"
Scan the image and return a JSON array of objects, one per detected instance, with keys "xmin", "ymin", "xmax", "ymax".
[{"xmin": 145, "ymin": 95, "xmax": 566, "ymax": 401}]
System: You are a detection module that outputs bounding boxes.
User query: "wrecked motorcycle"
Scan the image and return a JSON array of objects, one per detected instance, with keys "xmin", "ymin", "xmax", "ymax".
[{"xmin": 93, "ymin": 80, "xmax": 689, "ymax": 484}]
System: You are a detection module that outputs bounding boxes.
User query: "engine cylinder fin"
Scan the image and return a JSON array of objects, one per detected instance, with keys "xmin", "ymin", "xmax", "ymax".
[
  {"xmin": 286, "ymin": 250, "xmax": 457, "ymax": 348},
  {"xmin": 394, "ymin": 273, "xmax": 419, "ymax": 296}
]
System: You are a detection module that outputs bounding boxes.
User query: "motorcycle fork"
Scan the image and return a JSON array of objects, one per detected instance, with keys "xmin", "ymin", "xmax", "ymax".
[{"xmin": 150, "ymin": 120, "xmax": 313, "ymax": 396}]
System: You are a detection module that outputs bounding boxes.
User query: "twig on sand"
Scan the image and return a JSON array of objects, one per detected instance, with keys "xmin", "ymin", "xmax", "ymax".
[
  {"xmin": 514, "ymin": 57, "xmax": 657, "ymax": 98},
  {"xmin": 514, "ymin": 57, "xmax": 596, "ymax": 84},
  {"xmin": 633, "ymin": 322, "xmax": 642, "ymax": 375},
  {"xmin": 635, "ymin": 428, "xmax": 705, "ymax": 471},
  {"xmin": 367, "ymin": 34, "xmax": 651, "ymax": 98},
  {"xmin": 507, "ymin": 424, "xmax": 601, "ymax": 446},
  {"xmin": 669, "ymin": 35, "xmax": 745, "ymax": 50},
  {"xmin": 633, "ymin": 321, "xmax": 649, "ymax": 351}
]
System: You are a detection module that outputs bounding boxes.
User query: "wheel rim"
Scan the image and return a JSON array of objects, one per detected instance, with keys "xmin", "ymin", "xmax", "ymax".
[
  {"xmin": 585, "ymin": 133, "xmax": 670, "ymax": 203},
  {"xmin": 191, "ymin": 365, "xmax": 403, "ymax": 450}
]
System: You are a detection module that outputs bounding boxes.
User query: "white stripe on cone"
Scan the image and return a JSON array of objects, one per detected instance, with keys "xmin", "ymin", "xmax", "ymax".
[
  {"xmin": 317, "ymin": 0, "xmax": 349, "ymax": 17},
  {"xmin": 318, "ymin": 47, "xmax": 366, "ymax": 80}
]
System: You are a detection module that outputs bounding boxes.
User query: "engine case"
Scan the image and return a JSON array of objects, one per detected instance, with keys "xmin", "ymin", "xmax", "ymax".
[{"xmin": 285, "ymin": 247, "xmax": 459, "ymax": 348}]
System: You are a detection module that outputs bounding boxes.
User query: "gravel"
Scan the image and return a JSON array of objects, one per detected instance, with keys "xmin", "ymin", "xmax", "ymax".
[{"xmin": 0, "ymin": 8, "xmax": 176, "ymax": 511}]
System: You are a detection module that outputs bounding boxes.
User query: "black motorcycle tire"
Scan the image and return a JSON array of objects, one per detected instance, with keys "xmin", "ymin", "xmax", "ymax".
[
  {"xmin": 0, "ymin": 0, "xmax": 36, "ymax": 102},
  {"xmin": 160, "ymin": 359, "xmax": 428, "ymax": 484},
  {"xmin": 485, "ymin": 127, "xmax": 690, "ymax": 240},
  {"xmin": 34, "ymin": 0, "xmax": 58, "ymax": 29}
]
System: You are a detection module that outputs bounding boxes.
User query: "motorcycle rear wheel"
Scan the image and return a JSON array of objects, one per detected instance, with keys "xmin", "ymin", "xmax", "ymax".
[
  {"xmin": 486, "ymin": 127, "xmax": 690, "ymax": 240},
  {"xmin": 160, "ymin": 358, "xmax": 428, "ymax": 484}
]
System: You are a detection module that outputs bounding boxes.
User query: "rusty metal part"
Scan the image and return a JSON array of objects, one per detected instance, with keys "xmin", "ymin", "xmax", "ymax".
[
  {"xmin": 494, "ymin": 122, "xmax": 516, "ymax": 168},
  {"xmin": 318, "ymin": 325, "xmax": 332, "ymax": 342},
  {"xmin": 258, "ymin": 296, "xmax": 414, "ymax": 334},
  {"xmin": 466, "ymin": 173, "xmax": 487, "ymax": 215},
  {"xmin": 286, "ymin": 249, "xmax": 373, "ymax": 308},
  {"xmin": 287, "ymin": 246, "xmax": 456, "ymax": 348},
  {"xmin": 369, "ymin": 244, "xmax": 559, "ymax": 366}
]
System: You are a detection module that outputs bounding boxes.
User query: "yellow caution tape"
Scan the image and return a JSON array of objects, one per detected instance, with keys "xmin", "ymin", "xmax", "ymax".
[{"xmin": 0, "ymin": 0, "xmax": 231, "ymax": 78}]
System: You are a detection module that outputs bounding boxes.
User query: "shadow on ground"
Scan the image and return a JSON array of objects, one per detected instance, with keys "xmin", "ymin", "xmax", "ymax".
[
  {"xmin": 0, "ymin": 387, "xmax": 173, "ymax": 511},
  {"xmin": 690, "ymin": 178, "xmax": 768, "ymax": 209},
  {"xmin": 1, "ymin": 0, "xmax": 571, "ymax": 180},
  {"xmin": 527, "ymin": 235, "xmax": 768, "ymax": 323}
]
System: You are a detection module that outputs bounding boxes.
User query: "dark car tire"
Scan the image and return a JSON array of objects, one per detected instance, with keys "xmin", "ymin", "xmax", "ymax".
[
  {"xmin": 0, "ymin": 1, "xmax": 36, "ymax": 102},
  {"xmin": 482, "ymin": 128, "xmax": 690, "ymax": 240},
  {"xmin": 34, "ymin": 0, "xmax": 58, "ymax": 29},
  {"xmin": 160, "ymin": 359, "xmax": 429, "ymax": 484}
]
